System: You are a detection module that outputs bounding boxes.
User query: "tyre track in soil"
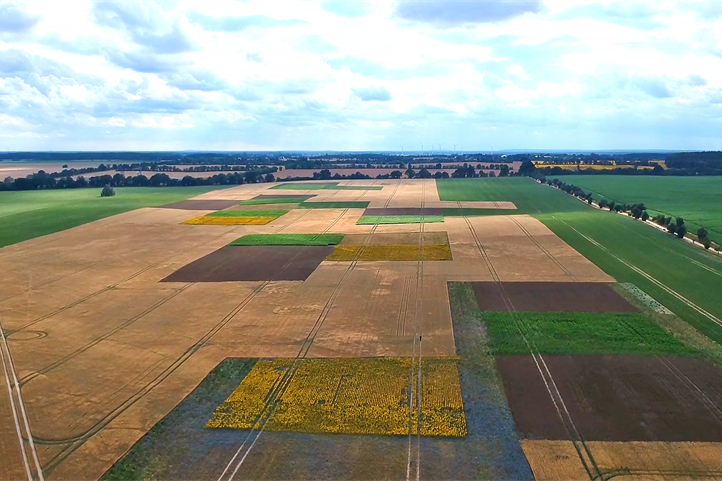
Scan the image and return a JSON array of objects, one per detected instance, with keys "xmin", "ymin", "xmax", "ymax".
[
  {"xmin": 508, "ymin": 216, "xmax": 578, "ymax": 281},
  {"xmin": 3, "ymin": 226, "xmax": 241, "ymax": 335},
  {"xmin": 216, "ymin": 181, "xmax": 402, "ymax": 481},
  {"xmin": 38, "ymin": 205, "xmax": 358, "ymax": 475},
  {"xmin": 406, "ymin": 179, "xmax": 426, "ymax": 481},
  {"xmin": 462, "ymin": 214, "xmax": 603, "ymax": 481}
]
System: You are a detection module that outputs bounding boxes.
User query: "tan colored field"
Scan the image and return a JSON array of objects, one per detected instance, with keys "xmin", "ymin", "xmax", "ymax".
[
  {"xmin": 0, "ymin": 179, "xmax": 613, "ymax": 480},
  {"xmin": 521, "ymin": 440, "xmax": 722, "ymax": 480}
]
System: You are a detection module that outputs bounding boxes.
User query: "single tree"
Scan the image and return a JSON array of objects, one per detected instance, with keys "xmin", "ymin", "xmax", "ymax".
[
  {"xmin": 677, "ymin": 224, "xmax": 687, "ymax": 239},
  {"xmin": 599, "ymin": 199, "xmax": 608, "ymax": 209},
  {"xmin": 641, "ymin": 210, "xmax": 649, "ymax": 222},
  {"xmin": 676, "ymin": 217, "xmax": 685, "ymax": 227},
  {"xmin": 100, "ymin": 184, "xmax": 116, "ymax": 197},
  {"xmin": 631, "ymin": 207, "xmax": 642, "ymax": 219}
]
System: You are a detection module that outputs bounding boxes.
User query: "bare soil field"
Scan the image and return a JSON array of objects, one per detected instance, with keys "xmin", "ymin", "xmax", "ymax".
[
  {"xmin": 160, "ymin": 199, "xmax": 240, "ymax": 210},
  {"xmin": 472, "ymin": 282, "xmax": 638, "ymax": 312},
  {"xmin": 0, "ymin": 179, "xmax": 625, "ymax": 480},
  {"xmin": 521, "ymin": 440, "xmax": 722, "ymax": 481},
  {"xmin": 497, "ymin": 355, "xmax": 722, "ymax": 442},
  {"xmin": 161, "ymin": 246, "xmax": 334, "ymax": 282}
]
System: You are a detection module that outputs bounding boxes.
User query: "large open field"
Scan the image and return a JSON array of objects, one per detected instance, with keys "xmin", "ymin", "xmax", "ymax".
[
  {"xmin": 554, "ymin": 175, "xmax": 722, "ymax": 240},
  {"xmin": 2, "ymin": 178, "xmax": 722, "ymax": 481}
]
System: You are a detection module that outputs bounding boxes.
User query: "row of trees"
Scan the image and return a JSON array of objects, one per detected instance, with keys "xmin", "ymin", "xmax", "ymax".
[{"xmin": 0, "ymin": 170, "xmax": 276, "ymax": 191}]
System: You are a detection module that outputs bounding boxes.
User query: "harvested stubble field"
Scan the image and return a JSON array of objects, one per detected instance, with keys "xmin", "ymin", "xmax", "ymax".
[
  {"xmin": 3, "ymin": 178, "xmax": 722, "ymax": 480},
  {"xmin": 272, "ymin": 182, "xmax": 384, "ymax": 191},
  {"xmin": 207, "ymin": 357, "xmax": 467, "ymax": 437}
]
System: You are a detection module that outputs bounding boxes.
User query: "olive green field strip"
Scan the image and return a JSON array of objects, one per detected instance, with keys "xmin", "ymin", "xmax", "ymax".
[
  {"xmin": 230, "ymin": 234, "xmax": 346, "ymax": 246},
  {"xmin": 298, "ymin": 201, "xmax": 371, "ymax": 209},
  {"xmin": 356, "ymin": 215, "xmax": 445, "ymax": 225}
]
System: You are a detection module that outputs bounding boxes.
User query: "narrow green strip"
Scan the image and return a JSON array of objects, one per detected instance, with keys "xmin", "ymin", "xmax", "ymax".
[
  {"xmin": 207, "ymin": 209, "xmax": 289, "ymax": 217},
  {"xmin": 230, "ymin": 233, "xmax": 345, "ymax": 246},
  {"xmin": 238, "ymin": 198, "xmax": 305, "ymax": 205},
  {"xmin": 299, "ymin": 201, "xmax": 370, "ymax": 209},
  {"xmin": 356, "ymin": 215, "xmax": 445, "ymax": 225}
]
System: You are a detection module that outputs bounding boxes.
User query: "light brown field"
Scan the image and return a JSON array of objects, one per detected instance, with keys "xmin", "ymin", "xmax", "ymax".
[
  {"xmin": 521, "ymin": 440, "xmax": 722, "ymax": 481},
  {"xmin": 0, "ymin": 179, "xmax": 612, "ymax": 480}
]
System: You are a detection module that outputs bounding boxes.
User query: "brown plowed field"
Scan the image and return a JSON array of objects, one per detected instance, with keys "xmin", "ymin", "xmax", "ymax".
[
  {"xmin": 159, "ymin": 199, "xmax": 240, "ymax": 210},
  {"xmin": 522, "ymin": 440, "xmax": 722, "ymax": 481},
  {"xmin": 472, "ymin": 282, "xmax": 637, "ymax": 312},
  {"xmin": 161, "ymin": 246, "xmax": 334, "ymax": 282},
  {"xmin": 497, "ymin": 355, "xmax": 722, "ymax": 442}
]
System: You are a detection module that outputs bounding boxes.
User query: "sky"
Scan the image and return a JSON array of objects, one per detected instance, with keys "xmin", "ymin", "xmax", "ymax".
[{"xmin": 1, "ymin": 0, "xmax": 722, "ymax": 151}]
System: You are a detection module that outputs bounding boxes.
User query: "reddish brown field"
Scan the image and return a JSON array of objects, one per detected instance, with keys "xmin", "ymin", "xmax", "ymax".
[
  {"xmin": 472, "ymin": 282, "xmax": 638, "ymax": 312},
  {"xmin": 497, "ymin": 355, "xmax": 722, "ymax": 442},
  {"xmin": 161, "ymin": 246, "xmax": 334, "ymax": 282}
]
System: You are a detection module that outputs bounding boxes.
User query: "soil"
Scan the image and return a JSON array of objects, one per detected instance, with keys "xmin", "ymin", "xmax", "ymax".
[
  {"xmin": 158, "ymin": 199, "xmax": 241, "ymax": 210},
  {"xmin": 363, "ymin": 208, "xmax": 445, "ymax": 216},
  {"xmin": 497, "ymin": 355, "xmax": 722, "ymax": 442},
  {"xmin": 161, "ymin": 246, "xmax": 334, "ymax": 282},
  {"xmin": 472, "ymin": 282, "xmax": 638, "ymax": 312}
]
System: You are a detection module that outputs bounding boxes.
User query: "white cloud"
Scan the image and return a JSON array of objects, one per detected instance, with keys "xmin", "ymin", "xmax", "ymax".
[{"xmin": 507, "ymin": 64, "xmax": 530, "ymax": 80}]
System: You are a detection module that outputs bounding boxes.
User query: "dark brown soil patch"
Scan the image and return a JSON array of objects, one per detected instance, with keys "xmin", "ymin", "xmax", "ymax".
[
  {"xmin": 363, "ymin": 208, "xmax": 444, "ymax": 216},
  {"xmin": 161, "ymin": 246, "xmax": 333, "ymax": 282},
  {"xmin": 159, "ymin": 200, "xmax": 241, "ymax": 210},
  {"xmin": 497, "ymin": 354, "xmax": 722, "ymax": 442},
  {"xmin": 472, "ymin": 282, "xmax": 637, "ymax": 313}
]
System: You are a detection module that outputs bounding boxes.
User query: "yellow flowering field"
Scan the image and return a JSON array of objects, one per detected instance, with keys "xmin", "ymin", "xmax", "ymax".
[
  {"xmin": 182, "ymin": 216, "xmax": 278, "ymax": 225},
  {"xmin": 326, "ymin": 244, "xmax": 452, "ymax": 261},
  {"xmin": 206, "ymin": 357, "xmax": 467, "ymax": 437}
]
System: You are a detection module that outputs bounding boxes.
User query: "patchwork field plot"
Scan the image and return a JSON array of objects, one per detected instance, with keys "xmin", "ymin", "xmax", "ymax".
[
  {"xmin": 230, "ymin": 233, "xmax": 345, "ymax": 246},
  {"xmin": 161, "ymin": 245, "xmax": 333, "ymax": 281},
  {"xmin": 207, "ymin": 357, "xmax": 467, "ymax": 437},
  {"xmin": 299, "ymin": 201, "xmax": 370, "ymax": 209},
  {"xmin": 182, "ymin": 215, "xmax": 279, "ymax": 225},
  {"xmin": 272, "ymin": 182, "xmax": 383, "ymax": 191},
  {"xmin": 357, "ymin": 215, "xmax": 445, "ymax": 224},
  {"xmin": 482, "ymin": 311, "xmax": 695, "ymax": 355},
  {"xmin": 364, "ymin": 207, "xmax": 444, "ymax": 216},
  {"xmin": 472, "ymin": 281, "xmax": 637, "ymax": 312},
  {"xmin": 497, "ymin": 355, "xmax": 722, "ymax": 442},
  {"xmin": 328, "ymin": 231, "xmax": 453, "ymax": 261},
  {"xmin": 239, "ymin": 195, "xmax": 313, "ymax": 205},
  {"xmin": 160, "ymin": 199, "xmax": 240, "ymax": 210}
]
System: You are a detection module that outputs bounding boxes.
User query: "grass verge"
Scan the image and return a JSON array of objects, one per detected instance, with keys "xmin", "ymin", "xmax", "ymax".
[
  {"xmin": 207, "ymin": 209, "xmax": 289, "ymax": 217},
  {"xmin": 356, "ymin": 215, "xmax": 444, "ymax": 225}
]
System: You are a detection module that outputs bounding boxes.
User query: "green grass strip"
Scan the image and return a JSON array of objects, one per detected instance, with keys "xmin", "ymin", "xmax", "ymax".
[
  {"xmin": 230, "ymin": 233, "xmax": 345, "ymax": 246},
  {"xmin": 442, "ymin": 208, "xmax": 517, "ymax": 217},
  {"xmin": 356, "ymin": 215, "xmax": 445, "ymax": 225},
  {"xmin": 207, "ymin": 209, "xmax": 289, "ymax": 217},
  {"xmin": 272, "ymin": 183, "xmax": 383, "ymax": 191},
  {"xmin": 238, "ymin": 197, "xmax": 305, "ymax": 205},
  {"xmin": 483, "ymin": 311, "xmax": 697, "ymax": 356},
  {"xmin": 299, "ymin": 201, "xmax": 370, "ymax": 209}
]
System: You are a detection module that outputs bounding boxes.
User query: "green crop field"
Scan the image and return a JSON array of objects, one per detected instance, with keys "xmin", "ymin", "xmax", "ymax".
[
  {"xmin": 0, "ymin": 186, "xmax": 228, "ymax": 248},
  {"xmin": 483, "ymin": 311, "xmax": 696, "ymax": 356},
  {"xmin": 238, "ymin": 197, "xmax": 307, "ymax": 205},
  {"xmin": 356, "ymin": 215, "xmax": 445, "ymax": 225},
  {"xmin": 299, "ymin": 201, "xmax": 370, "ymax": 209},
  {"xmin": 207, "ymin": 209, "xmax": 289, "ymax": 217},
  {"xmin": 554, "ymin": 175, "xmax": 722, "ymax": 240},
  {"xmin": 437, "ymin": 177, "xmax": 722, "ymax": 345},
  {"xmin": 230, "ymin": 233, "xmax": 345, "ymax": 246}
]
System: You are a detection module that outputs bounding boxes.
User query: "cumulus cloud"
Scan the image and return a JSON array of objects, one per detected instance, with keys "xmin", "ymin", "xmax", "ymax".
[
  {"xmin": 0, "ymin": 1, "xmax": 40, "ymax": 34},
  {"xmin": 91, "ymin": 0, "xmax": 197, "ymax": 54},
  {"xmin": 507, "ymin": 64, "xmax": 530, "ymax": 80},
  {"xmin": 352, "ymin": 86, "xmax": 393, "ymax": 101},
  {"xmin": 188, "ymin": 13, "xmax": 306, "ymax": 32},
  {"xmin": 394, "ymin": 0, "xmax": 544, "ymax": 26}
]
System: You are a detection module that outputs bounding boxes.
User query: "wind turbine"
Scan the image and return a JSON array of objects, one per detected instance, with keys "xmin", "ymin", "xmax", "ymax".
[
  {"xmin": 401, "ymin": 144, "xmax": 404, "ymax": 155},
  {"xmin": 438, "ymin": 143, "xmax": 443, "ymax": 153},
  {"xmin": 453, "ymin": 144, "xmax": 457, "ymax": 153},
  {"xmin": 421, "ymin": 143, "xmax": 424, "ymax": 154}
]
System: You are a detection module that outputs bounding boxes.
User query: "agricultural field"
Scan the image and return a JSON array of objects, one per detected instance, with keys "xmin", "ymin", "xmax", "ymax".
[
  {"xmin": 2, "ymin": 177, "xmax": 722, "ymax": 481},
  {"xmin": 556, "ymin": 175, "xmax": 722, "ymax": 240}
]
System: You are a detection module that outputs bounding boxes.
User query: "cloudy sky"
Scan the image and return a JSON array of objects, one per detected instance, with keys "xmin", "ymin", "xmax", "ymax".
[{"xmin": 1, "ymin": 0, "xmax": 722, "ymax": 151}]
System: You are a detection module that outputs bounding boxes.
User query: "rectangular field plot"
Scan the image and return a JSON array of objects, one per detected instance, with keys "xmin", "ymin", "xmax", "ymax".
[
  {"xmin": 159, "ymin": 199, "xmax": 241, "ymax": 210},
  {"xmin": 230, "ymin": 234, "xmax": 345, "ymax": 246},
  {"xmin": 357, "ymin": 215, "xmax": 444, "ymax": 225},
  {"xmin": 472, "ymin": 282, "xmax": 637, "ymax": 312},
  {"xmin": 327, "ymin": 244, "xmax": 452, "ymax": 261},
  {"xmin": 498, "ymin": 355, "xmax": 722, "ymax": 442},
  {"xmin": 299, "ymin": 201, "xmax": 370, "ymax": 209},
  {"xmin": 161, "ymin": 246, "xmax": 333, "ymax": 281},
  {"xmin": 182, "ymin": 215, "xmax": 278, "ymax": 225},
  {"xmin": 239, "ymin": 196, "xmax": 313, "ymax": 205},
  {"xmin": 272, "ymin": 182, "xmax": 383, "ymax": 191},
  {"xmin": 363, "ymin": 208, "xmax": 444, "ymax": 216},
  {"xmin": 207, "ymin": 357, "xmax": 467, "ymax": 437},
  {"xmin": 483, "ymin": 311, "xmax": 695, "ymax": 356}
]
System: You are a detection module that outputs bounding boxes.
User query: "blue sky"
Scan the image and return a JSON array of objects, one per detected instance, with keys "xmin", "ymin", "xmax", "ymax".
[{"xmin": 1, "ymin": 0, "xmax": 722, "ymax": 151}]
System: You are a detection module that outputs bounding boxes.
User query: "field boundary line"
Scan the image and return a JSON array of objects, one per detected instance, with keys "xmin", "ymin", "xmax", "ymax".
[{"xmin": 556, "ymin": 218, "xmax": 722, "ymax": 329}]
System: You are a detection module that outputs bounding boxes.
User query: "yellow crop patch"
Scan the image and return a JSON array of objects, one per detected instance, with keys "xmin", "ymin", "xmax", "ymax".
[
  {"xmin": 326, "ymin": 244, "xmax": 452, "ymax": 261},
  {"xmin": 182, "ymin": 216, "xmax": 277, "ymax": 225},
  {"xmin": 207, "ymin": 357, "xmax": 467, "ymax": 437}
]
